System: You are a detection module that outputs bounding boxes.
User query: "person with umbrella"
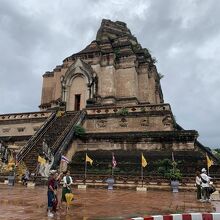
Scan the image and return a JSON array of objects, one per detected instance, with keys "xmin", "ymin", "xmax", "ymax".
[{"xmin": 61, "ymin": 170, "xmax": 73, "ymax": 210}]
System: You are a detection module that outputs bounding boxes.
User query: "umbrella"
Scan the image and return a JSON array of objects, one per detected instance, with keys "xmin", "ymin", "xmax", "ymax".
[{"xmin": 65, "ymin": 193, "xmax": 74, "ymax": 209}]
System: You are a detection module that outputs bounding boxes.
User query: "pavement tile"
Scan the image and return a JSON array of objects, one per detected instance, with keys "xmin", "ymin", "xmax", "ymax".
[{"xmin": 0, "ymin": 184, "xmax": 217, "ymax": 220}]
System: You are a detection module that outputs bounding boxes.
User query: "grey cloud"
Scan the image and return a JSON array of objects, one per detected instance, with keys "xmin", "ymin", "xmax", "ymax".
[{"xmin": 0, "ymin": 0, "xmax": 219, "ymax": 147}]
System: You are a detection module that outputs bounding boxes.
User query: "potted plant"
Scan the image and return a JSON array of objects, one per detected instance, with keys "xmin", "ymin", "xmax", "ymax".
[
  {"xmin": 8, "ymin": 164, "xmax": 16, "ymax": 186},
  {"xmin": 157, "ymin": 159, "xmax": 182, "ymax": 192},
  {"xmin": 166, "ymin": 160, "xmax": 182, "ymax": 192},
  {"xmin": 106, "ymin": 175, "xmax": 115, "ymax": 190}
]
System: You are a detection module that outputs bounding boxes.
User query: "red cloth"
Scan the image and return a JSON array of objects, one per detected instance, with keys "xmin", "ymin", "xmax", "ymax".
[
  {"xmin": 52, "ymin": 195, "xmax": 58, "ymax": 212},
  {"xmin": 48, "ymin": 178, "xmax": 56, "ymax": 191}
]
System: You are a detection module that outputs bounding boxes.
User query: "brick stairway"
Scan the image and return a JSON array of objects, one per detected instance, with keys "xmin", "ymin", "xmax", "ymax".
[{"xmin": 18, "ymin": 111, "xmax": 81, "ymax": 172}]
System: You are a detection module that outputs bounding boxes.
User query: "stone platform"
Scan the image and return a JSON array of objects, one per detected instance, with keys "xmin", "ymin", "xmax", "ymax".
[{"xmin": 0, "ymin": 184, "xmax": 218, "ymax": 220}]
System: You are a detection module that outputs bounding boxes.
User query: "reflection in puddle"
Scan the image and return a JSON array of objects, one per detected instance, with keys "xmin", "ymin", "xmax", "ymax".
[{"xmin": 0, "ymin": 185, "xmax": 214, "ymax": 220}]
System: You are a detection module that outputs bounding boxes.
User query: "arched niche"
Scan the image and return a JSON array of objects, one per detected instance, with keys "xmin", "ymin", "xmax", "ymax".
[
  {"xmin": 61, "ymin": 58, "xmax": 97, "ymax": 111},
  {"xmin": 66, "ymin": 75, "xmax": 88, "ymax": 111}
]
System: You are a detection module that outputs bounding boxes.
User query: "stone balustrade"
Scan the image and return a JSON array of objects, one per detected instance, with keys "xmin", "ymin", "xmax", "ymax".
[
  {"xmin": 0, "ymin": 111, "xmax": 52, "ymax": 121},
  {"xmin": 86, "ymin": 104, "xmax": 171, "ymax": 115}
]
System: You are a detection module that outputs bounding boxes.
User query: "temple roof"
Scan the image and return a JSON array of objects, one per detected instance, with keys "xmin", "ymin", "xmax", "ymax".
[
  {"xmin": 63, "ymin": 19, "xmax": 154, "ymax": 65},
  {"xmin": 77, "ymin": 41, "xmax": 101, "ymax": 54},
  {"xmin": 96, "ymin": 19, "xmax": 133, "ymax": 41}
]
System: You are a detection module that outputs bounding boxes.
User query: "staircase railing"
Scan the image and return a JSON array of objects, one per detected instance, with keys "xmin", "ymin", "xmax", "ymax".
[
  {"xmin": 30, "ymin": 112, "xmax": 80, "ymax": 176},
  {"xmin": 50, "ymin": 111, "xmax": 80, "ymax": 153},
  {"xmin": 17, "ymin": 111, "xmax": 57, "ymax": 163},
  {"xmin": 53, "ymin": 110, "xmax": 86, "ymax": 168},
  {"xmin": 33, "ymin": 112, "xmax": 80, "ymax": 173}
]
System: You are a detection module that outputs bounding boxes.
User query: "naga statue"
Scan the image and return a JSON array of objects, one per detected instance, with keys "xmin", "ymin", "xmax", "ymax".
[
  {"xmin": 37, "ymin": 139, "xmax": 55, "ymax": 177},
  {"xmin": 0, "ymin": 141, "xmax": 15, "ymax": 173}
]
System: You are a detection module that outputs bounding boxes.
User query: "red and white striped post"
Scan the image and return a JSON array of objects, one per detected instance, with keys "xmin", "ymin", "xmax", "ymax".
[{"xmin": 129, "ymin": 213, "xmax": 220, "ymax": 220}]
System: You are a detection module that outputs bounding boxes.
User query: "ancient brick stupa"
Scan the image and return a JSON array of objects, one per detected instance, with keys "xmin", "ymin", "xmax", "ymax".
[
  {"xmin": 40, "ymin": 19, "xmax": 163, "ymax": 110},
  {"xmin": 0, "ymin": 19, "xmax": 217, "ymax": 175}
]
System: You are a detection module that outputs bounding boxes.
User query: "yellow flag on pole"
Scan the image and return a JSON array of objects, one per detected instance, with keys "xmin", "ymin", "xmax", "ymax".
[
  {"xmin": 86, "ymin": 153, "xmax": 93, "ymax": 165},
  {"xmin": 206, "ymin": 153, "xmax": 214, "ymax": 169},
  {"xmin": 8, "ymin": 155, "xmax": 15, "ymax": 166},
  {"xmin": 38, "ymin": 155, "xmax": 46, "ymax": 165},
  {"xmin": 7, "ymin": 156, "xmax": 16, "ymax": 171},
  {"xmin": 56, "ymin": 111, "xmax": 64, "ymax": 117},
  {"xmin": 141, "ymin": 153, "xmax": 147, "ymax": 167}
]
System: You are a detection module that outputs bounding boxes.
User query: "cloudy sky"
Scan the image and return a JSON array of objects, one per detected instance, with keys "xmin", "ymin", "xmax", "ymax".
[{"xmin": 0, "ymin": 0, "xmax": 220, "ymax": 147}]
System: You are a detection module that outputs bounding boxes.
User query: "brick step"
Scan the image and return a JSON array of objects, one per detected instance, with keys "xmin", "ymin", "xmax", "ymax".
[{"xmin": 21, "ymin": 111, "xmax": 80, "ymax": 171}]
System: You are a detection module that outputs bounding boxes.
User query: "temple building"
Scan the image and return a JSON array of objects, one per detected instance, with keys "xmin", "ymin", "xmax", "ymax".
[
  {"xmin": 0, "ymin": 19, "xmax": 218, "ymax": 175},
  {"xmin": 40, "ymin": 19, "xmax": 163, "ymax": 111}
]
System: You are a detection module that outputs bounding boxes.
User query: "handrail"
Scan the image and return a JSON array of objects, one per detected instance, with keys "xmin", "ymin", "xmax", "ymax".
[
  {"xmin": 56, "ymin": 110, "xmax": 86, "ymax": 155},
  {"xmin": 50, "ymin": 111, "xmax": 80, "ymax": 153},
  {"xmin": 52, "ymin": 110, "xmax": 86, "ymax": 168},
  {"xmin": 17, "ymin": 113, "xmax": 57, "ymax": 162},
  {"xmin": 17, "ymin": 112, "xmax": 57, "ymax": 162},
  {"xmin": 30, "ymin": 111, "xmax": 80, "ymax": 174},
  {"xmin": 68, "ymin": 173, "xmax": 220, "ymax": 182}
]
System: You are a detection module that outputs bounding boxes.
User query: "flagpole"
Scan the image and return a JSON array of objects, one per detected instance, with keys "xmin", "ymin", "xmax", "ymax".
[
  {"xmin": 60, "ymin": 160, "xmax": 63, "ymax": 173},
  {"xmin": 207, "ymin": 155, "xmax": 210, "ymax": 175},
  {"xmin": 84, "ymin": 154, "xmax": 87, "ymax": 184},
  {"xmin": 172, "ymin": 152, "xmax": 174, "ymax": 161},
  {"xmin": 141, "ymin": 165, "xmax": 143, "ymax": 187},
  {"xmin": 111, "ymin": 153, "xmax": 114, "ymax": 176},
  {"xmin": 206, "ymin": 153, "xmax": 209, "ymax": 175}
]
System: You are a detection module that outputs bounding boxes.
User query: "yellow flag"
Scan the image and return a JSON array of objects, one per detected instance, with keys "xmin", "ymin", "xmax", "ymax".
[
  {"xmin": 206, "ymin": 153, "xmax": 214, "ymax": 169},
  {"xmin": 38, "ymin": 155, "xmax": 46, "ymax": 165},
  {"xmin": 141, "ymin": 153, "xmax": 147, "ymax": 167},
  {"xmin": 86, "ymin": 153, "xmax": 93, "ymax": 165},
  {"xmin": 7, "ymin": 156, "xmax": 15, "ymax": 170},
  {"xmin": 8, "ymin": 155, "xmax": 15, "ymax": 166},
  {"xmin": 56, "ymin": 111, "xmax": 64, "ymax": 117}
]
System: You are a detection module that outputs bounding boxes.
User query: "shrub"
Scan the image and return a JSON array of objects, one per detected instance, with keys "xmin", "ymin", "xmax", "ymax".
[
  {"xmin": 73, "ymin": 125, "xmax": 85, "ymax": 137},
  {"xmin": 117, "ymin": 107, "xmax": 129, "ymax": 116},
  {"xmin": 140, "ymin": 107, "xmax": 146, "ymax": 112},
  {"xmin": 157, "ymin": 159, "xmax": 182, "ymax": 181},
  {"xmin": 165, "ymin": 167, "xmax": 182, "ymax": 181}
]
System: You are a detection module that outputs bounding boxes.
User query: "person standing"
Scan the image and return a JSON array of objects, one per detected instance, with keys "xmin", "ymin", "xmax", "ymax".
[
  {"xmin": 200, "ymin": 168, "xmax": 211, "ymax": 202},
  {"xmin": 195, "ymin": 171, "xmax": 202, "ymax": 200},
  {"xmin": 47, "ymin": 171, "xmax": 58, "ymax": 217},
  {"xmin": 61, "ymin": 170, "xmax": 73, "ymax": 209},
  {"xmin": 53, "ymin": 171, "xmax": 62, "ymax": 212},
  {"xmin": 22, "ymin": 169, "xmax": 30, "ymax": 186}
]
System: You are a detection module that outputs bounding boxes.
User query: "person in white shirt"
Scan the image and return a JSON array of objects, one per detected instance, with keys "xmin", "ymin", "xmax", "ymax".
[
  {"xmin": 200, "ymin": 168, "xmax": 211, "ymax": 202},
  {"xmin": 61, "ymin": 170, "xmax": 73, "ymax": 208}
]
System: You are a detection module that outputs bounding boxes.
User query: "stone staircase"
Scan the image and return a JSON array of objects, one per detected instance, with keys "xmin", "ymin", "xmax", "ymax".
[{"xmin": 17, "ymin": 111, "xmax": 85, "ymax": 173}]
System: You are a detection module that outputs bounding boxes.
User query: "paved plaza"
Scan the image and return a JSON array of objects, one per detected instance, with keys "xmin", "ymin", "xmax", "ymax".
[{"xmin": 0, "ymin": 184, "xmax": 219, "ymax": 220}]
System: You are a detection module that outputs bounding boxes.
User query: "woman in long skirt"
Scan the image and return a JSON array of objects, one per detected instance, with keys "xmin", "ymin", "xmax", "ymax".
[{"xmin": 61, "ymin": 170, "xmax": 73, "ymax": 209}]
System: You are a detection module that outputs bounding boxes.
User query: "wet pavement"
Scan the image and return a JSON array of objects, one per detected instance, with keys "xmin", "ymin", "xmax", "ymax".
[{"xmin": 0, "ymin": 184, "xmax": 218, "ymax": 220}]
